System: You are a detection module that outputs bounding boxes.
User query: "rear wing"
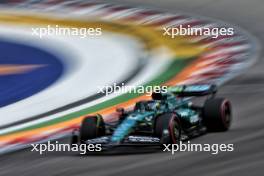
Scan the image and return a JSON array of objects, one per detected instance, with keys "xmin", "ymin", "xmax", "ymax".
[{"xmin": 167, "ymin": 84, "xmax": 217, "ymax": 97}]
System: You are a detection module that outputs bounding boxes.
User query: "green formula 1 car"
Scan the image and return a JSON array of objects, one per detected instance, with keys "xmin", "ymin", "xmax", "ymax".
[{"xmin": 71, "ymin": 84, "xmax": 232, "ymax": 148}]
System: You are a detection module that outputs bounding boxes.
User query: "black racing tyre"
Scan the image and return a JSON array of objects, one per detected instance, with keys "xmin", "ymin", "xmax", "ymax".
[
  {"xmin": 203, "ymin": 98, "xmax": 232, "ymax": 132},
  {"xmin": 155, "ymin": 113, "xmax": 181, "ymax": 144},
  {"xmin": 80, "ymin": 115, "xmax": 105, "ymax": 143}
]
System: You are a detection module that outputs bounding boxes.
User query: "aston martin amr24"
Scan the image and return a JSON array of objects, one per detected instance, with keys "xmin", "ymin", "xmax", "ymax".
[{"xmin": 71, "ymin": 84, "xmax": 232, "ymax": 149}]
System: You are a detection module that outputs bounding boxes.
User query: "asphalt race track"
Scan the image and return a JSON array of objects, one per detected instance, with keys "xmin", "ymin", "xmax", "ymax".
[{"xmin": 1, "ymin": 0, "xmax": 264, "ymax": 176}]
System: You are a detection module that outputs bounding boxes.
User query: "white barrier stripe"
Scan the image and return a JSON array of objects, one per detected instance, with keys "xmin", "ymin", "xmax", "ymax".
[
  {"xmin": 203, "ymin": 47, "xmax": 248, "ymax": 58},
  {"xmin": 200, "ymin": 50, "xmax": 246, "ymax": 61},
  {"xmin": 197, "ymin": 56, "xmax": 239, "ymax": 67},
  {"xmin": 98, "ymin": 6, "xmax": 137, "ymax": 20},
  {"xmin": 70, "ymin": 4, "xmax": 108, "ymax": 15},
  {"xmin": 8, "ymin": 0, "xmax": 32, "ymax": 6},
  {"xmin": 101, "ymin": 8, "xmax": 145, "ymax": 21},
  {"xmin": 191, "ymin": 66, "xmax": 228, "ymax": 76}
]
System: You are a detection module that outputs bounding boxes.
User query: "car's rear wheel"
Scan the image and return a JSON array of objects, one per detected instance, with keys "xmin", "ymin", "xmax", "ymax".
[
  {"xmin": 80, "ymin": 115, "xmax": 105, "ymax": 143},
  {"xmin": 203, "ymin": 98, "xmax": 232, "ymax": 131},
  {"xmin": 155, "ymin": 113, "xmax": 181, "ymax": 144}
]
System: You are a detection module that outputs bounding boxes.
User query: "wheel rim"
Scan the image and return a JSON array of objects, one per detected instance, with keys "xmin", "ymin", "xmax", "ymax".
[
  {"xmin": 222, "ymin": 101, "xmax": 231, "ymax": 128},
  {"xmin": 174, "ymin": 123, "xmax": 180, "ymax": 139},
  {"xmin": 169, "ymin": 116, "xmax": 180, "ymax": 143}
]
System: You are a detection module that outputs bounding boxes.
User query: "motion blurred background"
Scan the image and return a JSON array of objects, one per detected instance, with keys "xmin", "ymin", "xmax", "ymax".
[{"xmin": 0, "ymin": 0, "xmax": 263, "ymax": 176}]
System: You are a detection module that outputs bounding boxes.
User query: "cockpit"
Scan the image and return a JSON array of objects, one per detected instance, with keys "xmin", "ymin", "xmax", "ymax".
[{"xmin": 134, "ymin": 100, "xmax": 162, "ymax": 112}]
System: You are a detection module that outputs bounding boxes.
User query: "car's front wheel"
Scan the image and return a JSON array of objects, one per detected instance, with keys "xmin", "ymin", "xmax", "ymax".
[
  {"xmin": 155, "ymin": 113, "xmax": 181, "ymax": 144},
  {"xmin": 80, "ymin": 115, "xmax": 105, "ymax": 143}
]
